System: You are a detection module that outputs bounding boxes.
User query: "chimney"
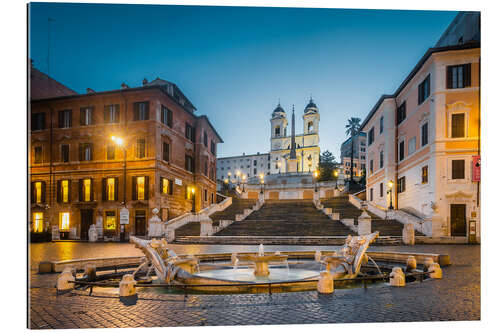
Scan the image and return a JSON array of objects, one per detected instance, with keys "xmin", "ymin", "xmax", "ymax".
[
  {"xmin": 121, "ymin": 82, "xmax": 129, "ymax": 89},
  {"xmin": 86, "ymin": 88, "xmax": 96, "ymax": 94},
  {"xmin": 142, "ymin": 78, "xmax": 148, "ymax": 86}
]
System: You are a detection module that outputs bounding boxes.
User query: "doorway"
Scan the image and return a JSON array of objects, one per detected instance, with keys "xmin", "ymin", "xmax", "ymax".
[
  {"xmin": 135, "ymin": 210, "xmax": 146, "ymax": 236},
  {"xmin": 80, "ymin": 209, "xmax": 94, "ymax": 240},
  {"xmin": 450, "ymin": 204, "xmax": 466, "ymax": 237}
]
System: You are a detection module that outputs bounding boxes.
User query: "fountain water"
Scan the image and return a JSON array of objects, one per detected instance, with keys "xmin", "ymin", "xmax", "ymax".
[
  {"xmin": 233, "ymin": 258, "xmax": 239, "ymax": 271},
  {"xmin": 258, "ymin": 244, "xmax": 265, "ymax": 256}
]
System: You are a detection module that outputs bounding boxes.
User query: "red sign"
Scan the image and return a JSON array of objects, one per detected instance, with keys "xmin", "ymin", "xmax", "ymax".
[{"xmin": 472, "ymin": 156, "xmax": 481, "ymax": 182}]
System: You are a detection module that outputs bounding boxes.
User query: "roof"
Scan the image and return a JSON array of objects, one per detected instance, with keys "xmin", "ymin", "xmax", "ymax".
[
  {"xmin": 360, "ymin": 41, "xmax": 480, "ymax": 130},
  {"xmin": 29, "ymin": 62, "xmax": 77, "ymax": 100},
  {"xmin": 196, "ymin": 115, "xmax": 224, "ymax": 143}
]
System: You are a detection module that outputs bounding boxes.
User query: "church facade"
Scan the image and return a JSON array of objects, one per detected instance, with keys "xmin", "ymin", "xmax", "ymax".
[{"xmin": 269, "ymin": 99, "xmax": 320, "ymax": 174}]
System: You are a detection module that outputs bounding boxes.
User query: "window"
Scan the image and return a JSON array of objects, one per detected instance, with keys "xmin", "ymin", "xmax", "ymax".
[
  {"xmin": 397, "ymin": 102, "xmax": 406, "ymax": 125},
  {"xmin": 185, "ymin": 123, "xmax": 195, "ymax": 141},
  {"xmin": 379, "ymin": 117, "xmax": 384, "ymax": 134},
  {"xmin": 58, "ymin": 110, "xmax": 72, "ymax": 128},
  {"xmin": 104, "ymin": 211, "xmax": 116, "ymax": 230},
  {"xmin": 204, "ymin": 161, "xmax": 208, "ymax": 175},
  {"xmin": 253, "ymin": 160, "xmax": 257, "ymax": 166},
  {"xmin": 34, "ymin": 146, "xmax": 42, "ymax": 164},
  {"xmin": 160, "ymin": 177, "xmax": 173, "ymax": 195},
  {"xmin": 418, "ymin": 74, "xmax": 430, "ymax": 105},
  {"xmin": 399, "ymin": 141, "xmax": 405, "ymax": 161},
  {"xmin": 132, "ymin": 176, "xmax": 148, "ymax": 200},
  {"xmin": 211, "ymin": 140, "xmax": 216, "ymax": 155},
  {"xmin": 408, "ymin": 137, "xmax": 416, "ymax": 155},
  {"xmin": 80, "ymin": 107, "xmax": 94, "ymax": 126},
  {"xmin": 104, "ymin": 105, "xmax": 120, "ymax": 123},
  {"xmin": 100, "ymin": 177, "xmax": 117, "ymax": 202},
  {"xmin": 204, "ymin": 189, "xmax": 208, "ymax": 202},
  {"xmin": 61, "ymin": 144, "xmax": 69, "ymax": 162},
  {"xmin": 452, "ymin": 160, "xmax": 465, "ymax": 179},
  {"xmin": 422, "ymin": 166, "xmax": 428, "ymax": 184},
  {"xmin": 380, "ymin": 183, "xmax": 383, "ymax": 197},
  {"xmin": 275, "ymin": 126, "xmax": 280, "ymax": 136},
  {"xmin": 447, "ymin": 64, "xmax": 471, "ymax": 89},
  {"xmin": 203, "ymin": 131, "xmax": 208, "ymax": 147},
  {"xmin": 58, "ymin": 180, "xmax": 70, "ymax": 203},
  {"xmin": 33, "ymin": 212, "xmax": 44, "ymax": 233},
  {"xmin": 421, "ymin": 122, "xmax": 429, "ymax": 147},
  {"xmin": 161, "ymin": 105, "xmax": 173, "ymax": 127},
  {"xmin": 79, "ymin": 143, "xmax": 93, "ymax": 161},
  {"xmin": 136, "ymin": 138, "xmax": 146, "ymax": 158},
  {"xmin": 133, "ymin": 102, "xmax": 149, "ymax": 121},
  {"xmin": 254, "ymin": 168, "xmax": 257, "ymax": 175},
  {"xmin": 31, "ymin": 181, "xmax": 45, "ymax": 204},
  {"xmin": 370, "ymin": 188, "xmax": 373, "ymax": 201},
  {"xmin": 31, "ymin": 113, "xmax": 45, "ymax": 131},
  {"xmin": 107, "ymin": 145, "xmax": 115, "ymax": 160},
  {"xmin": 80, "ymin": 178, "xmax": 93, "ymax": 202},
  {"xmin": 369, "ymin": 160, "xmax": 373, "ymax": 174},
  {"xmin": 59, "ymin": 212, "xmax": 70, "ymax": 231},
  {"xmin": 451, "ymin": 113, "xmax": 465, "ymax": 138},
  {"xmin": 379, "ymin": 150, "xmax": 384, "ymax": 169},
  {"xmin": 397, "ymin": 176, "xmax": 406, "ymax": 193},
  {"xmin": 186, "ymin": 185, "xmax": 194, "ymax": 200},
  {"xmin": 162, "ymin": 142, "xmax": 170, "ymax": 162},
  {"xmin": 185, "ymin": 155, "xmax": 195, "ymax": 172},
  {"xmin": 368, "ymin": 127, "xmax": 374, "ymax": 145},
  {"xmin": 308, "ymin": 121, "xmax": 313, "ymax": 132}
]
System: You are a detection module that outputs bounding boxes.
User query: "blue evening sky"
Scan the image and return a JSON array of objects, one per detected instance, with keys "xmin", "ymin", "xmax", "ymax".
[{"xmin": 29, "ymin": 3, "xmax": 457, "ymax": 158}]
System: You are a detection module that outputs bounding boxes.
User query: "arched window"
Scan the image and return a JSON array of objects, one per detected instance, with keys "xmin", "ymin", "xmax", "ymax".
[
  {"xmin": 308, "ymin": 121, "xmax": 313, "ymax": 132},
  {"xmin": 275, "ymin": 126, "xmax": 280, "ymax": 136}
]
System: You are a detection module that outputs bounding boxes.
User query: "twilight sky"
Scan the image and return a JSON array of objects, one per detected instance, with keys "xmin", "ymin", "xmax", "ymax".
[{"xmin": 29, "ymin": 3, "xmax": 457, "ymax": 158}]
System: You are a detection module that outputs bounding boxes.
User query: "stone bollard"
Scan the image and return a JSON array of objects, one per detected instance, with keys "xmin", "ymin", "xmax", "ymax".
[
  {"xmin": 389, "ymin": 267, "xmax": 405, "ymax": 287},
  {"xmin": 84, "ymin": 264, "xmax": 97, "ymax": 281},
  {"xmin": 88, "ymin": 225, "xmax": 98, "ymax": 242},
  {"xmin": 406, "ymin": 256, "xmax": 417, "ymax": 272},
  {"xmin": 119, "ymin": 274, "xmax": 137, "ymax": 297},
  {"xmin": 423, "ymin": 257, "xmax": 434, "ymax": 272},
  {"xmin": 402, "ymin": 224, "xmax": 415, "ymax": 245},
  {"xmin": 357, "ymin": 210, "xmax": 372, "ymax": 236},
  {"xmin": 317, "ymin": 271, "xmax": 334, "ymax": 293},
  {"xmin": 428, "ymin": 263, "xmax": 443, "ymax": 279},
  {"xmin": 57, "ymin": 269, "xmax": 75, "ymax": 292},
  {"xmin": 314, "ymin": 250, "xmax": 322, "ymax": 262}
]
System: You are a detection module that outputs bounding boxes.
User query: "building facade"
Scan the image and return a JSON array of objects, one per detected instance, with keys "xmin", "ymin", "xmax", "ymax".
[
  {"xmin": 29, "ymin": 73, "xmax": 223, "ymax": 241},
  {"xmin": 270, "ymin": 99, "xmax": 320, "ymax": 174},
  {"xmin": 340, "ymin": 132, "xmax": 367, "ymax": 178},
  {"xmin": 360, "ymin": 12, "xmax": 480, "ymax": 240},
  {"xmin": 216, "ymin": 152, "xmax": 271, "ymax": 183}
]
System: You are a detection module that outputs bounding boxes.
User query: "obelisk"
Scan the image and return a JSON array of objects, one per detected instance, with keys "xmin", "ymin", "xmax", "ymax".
[{"xmin": 287, "ymin": 105, "xmax": 298, "ymax": 173}]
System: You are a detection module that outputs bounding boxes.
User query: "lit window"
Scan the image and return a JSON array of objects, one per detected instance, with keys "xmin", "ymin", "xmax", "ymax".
[
  {"xmin": 61, "ymin": 180, "xmax": 69, "ymax": 203},
  {"xmin": 33, "ymin": 212, "xmax": 43, "ymax": 233},
  {"xmin": 105, "ymin": 211, "xmax": 116, "ymax": 230},
  {"xmin": 84, "ymin": 179, "xmax": 91, "ymax": 202},
  {"xmin": 60, "ymin": 212, "xmax": 70, "ymax": 231},
  {"xmin": 35, "ymin": 182, "xmax": 42, "ymax": 203},
  {"xmin": 137, "ymin": 176, "xmax": 145, "ymax": 200},
  {"xmin": 162, "ymin": 178, "xmax": 171, "ymax": 195},
  {"xmin": 107, "ymin": 178, "xmax": 115, "ymax": 201}
]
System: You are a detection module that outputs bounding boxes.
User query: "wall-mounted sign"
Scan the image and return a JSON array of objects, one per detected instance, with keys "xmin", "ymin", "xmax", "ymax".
[
  {"xmin": 175, "ymin": 178, "xmax": 183, "ymax": 186},
  {"xmin": 472, "ymin": 155, "xmax": 481, "ymax": 182},
  {"xmin": 120, "ymin": 207, "xmax": 129, "ymax": 225}
]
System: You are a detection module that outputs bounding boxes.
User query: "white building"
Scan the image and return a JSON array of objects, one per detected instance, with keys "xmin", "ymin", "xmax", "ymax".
[{"xmin": 217, "ymin": 152, "xmax": 270, "ymax": 183}]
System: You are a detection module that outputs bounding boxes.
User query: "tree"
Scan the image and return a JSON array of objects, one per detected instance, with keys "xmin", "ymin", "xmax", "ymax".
[
  {"xmin": 345, "ymin": 117, "xmax": 362, "ymax": 183},
  {"xmin": 318, "ymin": 150, "xmax": 337, "ymax": 181}
]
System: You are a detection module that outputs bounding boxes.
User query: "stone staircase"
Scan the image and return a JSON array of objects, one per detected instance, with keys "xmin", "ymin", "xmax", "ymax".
[
  {"xmin": 321, "ymin": 196, "xmax": 424, "ymax": 236},
  {"xmin": 215, "ymin": 199, "xmax": 352, "ymax": 236},
  {"xmin": 174, "ymin": 198, "xmax": 257, "ymax": 237}
]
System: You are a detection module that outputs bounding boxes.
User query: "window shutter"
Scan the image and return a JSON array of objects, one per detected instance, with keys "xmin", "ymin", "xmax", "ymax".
[
  {"xmin": 58, "ymin": 111, "xmax": 63, "ymax": 128},
  {"xmin": 56, "ymin": 180, "xmax": 61, "ymax": 203},
  {"xmin": 90, "ymin": 178, "xmax": 94, "ymax": 201},
  {"xmin": 114, "ymin": 177, "xmax": 119, "ymax": 201},
  {"xmin": 446, "ymin": 66, "xmax": 452, "ymax": 89},
  {"xmin": 89, "ymin": 143, "xmax": 94, "ymax": 161},
  {"xmin": 30, "ymin": 182, "xmax": 34, "ymax": 204},
  {"xmin": 67, "ymin": 180, "xmax": 72, "ymax": 202},
  {"xmin": 145, "ymin": 176, "xmax": 149, "ymax": 199},
  {"xmin": 132, "ymin": 176, "xmax": 137, "ymax": 200},
  {"xmin": 145, "ymin": 102, "xmax": 150, "ymax": 120},
  {"xmin": 91, "ymin": 107, "xmax": 95, "ymax": 125},
  {"xmin": 68, "ymin": 110, "xmax": 72, "ymax": 127},
  {"xmin": 79, "ymin": 179, "xmax": 83, "ymax": 201},
  {"xmin": 78, "ymin": 144, "xmax": 83, "ymax": 161},
  {"xmin": 41, "ymin": 181, "xmax": 46, "ymax": 203},
  {"xmin": 169, "ymin": 179, "xmax": 173, "ymax": 195},
  {"xmin": 168, "ymin": 109, "xmax": 172, "ymax": 127},
  {"xmin": 102, "ymin": 178, "xmax": 107, "ymax": 202},
  {"xmin": 464, "ymin": 63, "xmax": 471, "ymax": 87},
  {"xmin": 80, "ymin": 109, "xmax": 85, "ymax": 125},
  {"xmin": 103, "ymin": 107, "xmax": 110, "ymax": 123},
  {"xmin": 133, "ymin": 103, "xmax": 139, "ymax": 121},
  {"xmin": 115, "ymin": 105, "xmax": 120, "ymax": 123},
  {"xmin": 160, "ymin": 177, "xmax": 164, "ymax": 193}
]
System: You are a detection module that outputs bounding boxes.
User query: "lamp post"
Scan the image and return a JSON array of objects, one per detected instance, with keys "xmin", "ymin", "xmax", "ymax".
[
  {"xmin": 387, "ymin": 180, "xmax": 394, "ymax": 210},
  {"xmin": 241, "ymin": 174, "xmax": 246, "ymax": 192},
  {"xmin": 259, "ymin": 173, "xmax": 264, "ymax": 194},
  {"xmin": 334, "ymin": 170, "xmax": 339, "ymax": 190},
  {"xmin": 224, "ymin": 178, "xmax": 229, "ymax": 194},
  {"xmin": 111, "ymin": 136, "xmax": 127, "ymax": 242},
  {"xmin": 313, "ymin": 170, "xmax": 319, "ymax": 192},
  {"xmin": 236, "ymin": 170, "xmax": 241, "ymax": 189}
]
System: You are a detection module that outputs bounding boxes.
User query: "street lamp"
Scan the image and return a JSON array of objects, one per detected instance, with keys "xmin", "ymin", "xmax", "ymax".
[
  {"xmin": 277, "ymin": 161, "xmax": 281, "ymax": 174},
  {"xmin": 111, "ymin": 135, "xmax": 127, "ymax": 242},
  {"xmin": 259, "ymin": 173, "xmax": 264, "ymax": 194},
  {"xmin": 190, "ymin": 186, "xmax": 196, "ymax": 213},
  {"xmin": 387, "ymin": 180, "xmax": 394, "ymax": 210},
  {"xmin": 313, "ymin": 170, "xmax": 319, "ymax": 192},
  {"xmin": 241, "ymin": 174, "xmax": 247, "ymax": 192},
  {"xmin": 334, "ymin": 170, "xmax": 339, "ymax": 190},
  {"xmin": 236, "ymin": 170, "xmax": 241, "ymax": 188}
]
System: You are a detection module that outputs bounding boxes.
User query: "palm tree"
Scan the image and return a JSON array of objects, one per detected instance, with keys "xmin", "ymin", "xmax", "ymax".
[{"xmin": 345, "ymin": 117, "xmax": 362, "ymax": 183}]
